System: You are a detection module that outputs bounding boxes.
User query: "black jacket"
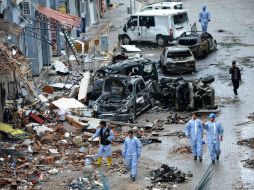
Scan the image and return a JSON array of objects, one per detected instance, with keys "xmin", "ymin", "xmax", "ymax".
[
  {"xmin": 100, "ymin": 127, "xmax": 111, "ymax": 145},
  {"xmin": 229, "ymin": 67, "xmax": 241, "ymax": 81}
]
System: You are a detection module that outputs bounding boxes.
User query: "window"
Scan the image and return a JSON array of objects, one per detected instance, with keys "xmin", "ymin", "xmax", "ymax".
[
  {"xmin": 174, "ymin": 4, "xmax": 183, "ymax": 9},
  {"xmin": 136, "ymin": 80, "xmax": 146, "ymax": 93},
  {"xmin": 143, "ymin": 6, "xmax": 152, "ymax": 11},
  {"xmin": 139, "ymin": 16, "xmax": 155, "ymax": 27},
  {"xmin": 127, "ymin": 16, "xmax": 138, "ymax": 27},
  {"xmin": 20, "ymin": 1, "xmax": 31, "ymax": 15},
  {"xmin": 167, "ymin": 51, "xmax": 192, "ymax": 58},
  {"xmin": 162, "ymin": 6, "xmax": 170, "ymax": 10},
  {"xmin": 173, "ymin": 13, "xmax": 188, "ymax": 24}
]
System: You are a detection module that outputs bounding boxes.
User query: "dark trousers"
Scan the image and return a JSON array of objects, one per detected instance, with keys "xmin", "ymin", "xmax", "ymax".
[{"xmin": 232, "ymin": 80, "xmax": 240, "ymax": 95}]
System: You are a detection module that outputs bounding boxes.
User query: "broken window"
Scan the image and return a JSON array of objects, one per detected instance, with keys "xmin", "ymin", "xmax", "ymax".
[
  {"xmin": 20, "ymin": 1, "xmax": 31, "ymax": 15},
  {"xmin": 162, "ymin": 6, "xmax": 170, "ymax": 9},
  {"xmin": 143, "ymin": 6, "xmax": 153, "ymax": 11},
  {"xmin": 127, "ymin": 16, "xmax": 138, "ymax": 27},
  {"xmin": 139, "ymin": 16, "xmax": 155, "ymax": 27},
  {"xmin": 173, "ymin": 13, "xmax": 188, "ymax": 24},
  {"xmin": 167, "ymin": 51, "xmax": 192, "ymax": 59},
  {"xmin": 136, "ymin": 80, "xmax": 146, "ymax": 94}
]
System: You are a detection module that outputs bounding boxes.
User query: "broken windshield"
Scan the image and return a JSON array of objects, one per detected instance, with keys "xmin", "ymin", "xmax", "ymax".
[
  {"xmin": 103, "ymin": 77, "xmax": 130, "ymax": 98},
  {"xmin": 167, "ymin": 51, "xmax": 192, "ymax": 58},
  {"xmin": 173, "ymin": 13, "xmax": 188, "ymax": 24}
]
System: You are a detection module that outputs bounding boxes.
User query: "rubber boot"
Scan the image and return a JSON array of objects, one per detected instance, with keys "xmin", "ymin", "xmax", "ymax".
[
  {"xmin": 95, "ymin": 157, "xmax": 102, "ymax": 166},
  {"xmin": 106, "ymin": 157, "xmax": 112, "ymax": 166}
]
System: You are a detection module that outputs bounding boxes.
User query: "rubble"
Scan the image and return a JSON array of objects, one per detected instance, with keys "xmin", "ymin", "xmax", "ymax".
[
  {"xmin": 171, "ymin": 146, "xmax": 192, "ymax": 154},
  {"xmin": 149, "ymin": 164, "xmax": 192, "ymax": 184},
  {"xmin": 242, "ymin": 159, "xmax": 254, "ymax": 169},
  {"xmin": 237, "ymin": 138, "xmax": 254, "ymax": 149}
]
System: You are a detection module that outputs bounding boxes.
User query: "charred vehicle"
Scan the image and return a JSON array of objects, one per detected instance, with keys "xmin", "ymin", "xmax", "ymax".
[
  {"xmin": 159, "ymin": 46, "xmax": 196, "ymax": 74},
  {"xmin": 149, "ymin": 76, "xmax": 216, "ymax": 111},
  {"xmin": 93, "ymin": 75, "xmax": 152, "ymax": 122},
  {"xmin": 96, "ymin": 58, "xmax": 158, "ymax": 81},
  {"xmin": 177, "ymin": 31, "xmax": 217, "ymax": 58},
  {"xmin": 87, "ymin": 58, "xmax": 158, "ymax": 102}
]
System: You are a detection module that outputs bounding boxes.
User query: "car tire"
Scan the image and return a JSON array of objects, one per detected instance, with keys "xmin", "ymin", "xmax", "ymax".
[
  {"xmin": 122, "ymin": 35, "xmax": 131, "ymax": 45},
  {"xmin": 128, "ymin": 106, "xmax": 136, "ymax": 123},
  {"xmin": 156, "ymin": 35, "xmax": 166, "ymax": 47}
]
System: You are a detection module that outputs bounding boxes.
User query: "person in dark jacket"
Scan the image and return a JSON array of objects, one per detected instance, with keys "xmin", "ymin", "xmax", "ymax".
[
  {"xmin": 229, "ymin": 61, "xmax": 241, "ymax": 96},
  {"xmin": 90, "ymin": 121, "xmax": 114, "ymax": 166}
]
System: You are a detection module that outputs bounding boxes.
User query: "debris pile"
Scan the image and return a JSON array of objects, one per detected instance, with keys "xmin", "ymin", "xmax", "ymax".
[
  {"xmin": 149, "ymin": 164, "xmax": 192, "ymax": 184},
  {"xmin": 242, "ymin": 159, "xmax": 254, "ymax": 169},
  {"xmin": 171, "ymin": 146, "xmax": 192, "ymax": 154},
  {"xmin": 237, "ymin": 138, "xmax": 254, "ymax": 149}
]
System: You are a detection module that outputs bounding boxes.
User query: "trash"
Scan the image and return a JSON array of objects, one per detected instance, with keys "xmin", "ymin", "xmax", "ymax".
[
  {"xmin": 141, "ymin": 138, "xmax": 162, "ymax": 146},
  {"xmin": 149, "ymin": 164, "xmax": 191, "ymax": 184},
  {"xmin": 65, "ymin": 132, "xmax": 70, "ymax": 138},
  {"xmin": 171, "ymin": 146, "xmax": 192, "ymax": 154},
  {"xmin": 52, "ymin": 98, "xmax": 85, "ymax": 110},
  {"xmin": 121, "ymin": 45, "xmax": 141, "ymax": 52},
  {"xmin": 73, "ymin": 136, "xmax": 83, "ymax": 145},
  {"xmin": 237, "ymin": 138, "xmax": 254, "ymax": 149},
  {"xmin": 49, "ymin": 149, "xmax": 59, "ymax": 154},
  {"xmin": 33, "ymin": 125, "xmax": 54, "ymax": 136},
  {"xmin": 242, "ymin": 159, "xmax": 254, "ymax": 169},
  {"xmin": 48, "ymin": 168, "xmax": 59, "ymax": 175},
  {"xmin": 53, "ymin": 60, "xmax": 69, "ymax": 74}
]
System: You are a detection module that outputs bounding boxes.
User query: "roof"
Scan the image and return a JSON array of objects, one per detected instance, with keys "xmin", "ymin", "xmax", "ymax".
[
  {"xmin": 36, "ymin": 6, "xmax": 81, "ymax": 28},
  {"xmin": 144, "ymin": 2, "xmax": 182, "ymax": 7},
  {"xmin": 135, "ymin": 9, "xmax": 188, "ymax": 16}
]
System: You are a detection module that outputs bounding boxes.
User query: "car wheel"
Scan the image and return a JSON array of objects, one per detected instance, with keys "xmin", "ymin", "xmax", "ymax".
[
  {"xmin": 156, "ymin": 35, "xmax": 166, "ymax": 47},
  {"xmin": 128, "ymin": 107, "xmax": 136, "ymax": 123},
  {"xmin": 122, "ymin": 35, "xmax": 131, "ymax": 45}
]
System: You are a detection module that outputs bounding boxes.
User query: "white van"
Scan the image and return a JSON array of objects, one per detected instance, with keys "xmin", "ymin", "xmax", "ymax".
[
  {"xmin": 141, "ymin": 2, "xmax": 183, "ymax": 12},
  {"xmin": 118, "ymin": 9, "xmax": 191, "ymax": 46}
]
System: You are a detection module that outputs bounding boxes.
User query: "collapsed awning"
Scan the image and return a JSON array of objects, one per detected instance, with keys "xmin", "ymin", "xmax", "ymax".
[{"xmin": 36, "ymin": 6, "xmax": 82, "ymax": 28}]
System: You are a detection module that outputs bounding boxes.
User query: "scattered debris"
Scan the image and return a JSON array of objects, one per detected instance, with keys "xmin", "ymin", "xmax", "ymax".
[
  {"xmin": 237, "ymin": 138, "xmax": 254, "ymax": 149},
  {"xmin": 171, "ymin": 146, "xmax": 192, "ymax": 154},
  {"xmin": 242, "ymin": 159, "xmax": 254, "ymax": 169},
  {"xmin": 149, "ymin": 164, "xmax": 192, "ymax": 184}
]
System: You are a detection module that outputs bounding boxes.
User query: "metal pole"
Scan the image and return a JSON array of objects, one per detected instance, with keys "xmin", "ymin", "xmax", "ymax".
[{"xmin": 134, "ymin": 0, "xmax": 136, "ymax": 13}]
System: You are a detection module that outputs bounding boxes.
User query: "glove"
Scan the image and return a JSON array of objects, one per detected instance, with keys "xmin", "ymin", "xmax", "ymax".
[
  {"xmin": 220, "ymin": 136, "xmax": 223, "ymax": 141},
  {"xmin": 199, "ymin": 20, "xmax": 201, "ymax": 22}
]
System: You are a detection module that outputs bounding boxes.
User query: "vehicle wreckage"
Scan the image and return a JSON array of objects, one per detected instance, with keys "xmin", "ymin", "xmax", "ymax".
[
  {"xmin": 178, "ymin": 31, "xmax": 217, "ymax": 58},
  {"xmin": 92, "ymin": 75, "xmax": 152, "ymax": 122},
  {"xmin": 149, "ymin": 76, "xmax": 216, "ymax": 111}
]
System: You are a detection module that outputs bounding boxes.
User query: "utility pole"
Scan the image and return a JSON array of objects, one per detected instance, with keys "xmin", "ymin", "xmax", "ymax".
[{"xmin": 130, "ymin": 0, "xmax": 132, "ymax": 14}]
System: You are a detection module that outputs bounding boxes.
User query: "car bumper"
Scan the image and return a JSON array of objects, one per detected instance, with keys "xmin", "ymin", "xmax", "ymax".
[
  {"xmin": 164, "ymin": 61, "xmax": 196, "ymax": 74},
  {"xmin": 98, "ymin": 112, "xmax": 131, "ymax": 122}
]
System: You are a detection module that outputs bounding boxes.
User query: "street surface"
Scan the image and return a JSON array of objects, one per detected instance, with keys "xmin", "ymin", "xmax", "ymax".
[{"xmin": 108, "ymin": 0, "xmax": 254, "ymax": 189}]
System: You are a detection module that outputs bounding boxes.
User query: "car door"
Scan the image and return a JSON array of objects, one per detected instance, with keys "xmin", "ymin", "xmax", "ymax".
[
  {"xmin": 204, "ymin": 32, "xmax": 213, "ymax": 51},
  {"xmin": 135, "ymin": 78, "xmax": 150, "ymax": 113},
  {"xmin": 139, "ymin": 16, "xmax": 156, "ymax": 42},
  {"xmin": 126, "ymin": 16, "xmax": 140, "ymax": 41}
]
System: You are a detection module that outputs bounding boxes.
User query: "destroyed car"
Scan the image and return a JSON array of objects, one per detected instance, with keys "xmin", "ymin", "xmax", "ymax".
[
  {"xmin": 178, "ymin": 31, "xmax": 217, "ymax": 58},
  {"xmin": 93, "ymin": 75, "xmax": 152, "ymax": 122},
  {"xmin": 159, "ymin": 46, "xmax": 196, "ymax": 74},
  {"xmin": 149, "ymin": 76, "xmax": 216, "ymax": 111},
  {"xmin": 96, "ymin": 58, "xmax": 158, "ymax": 81}
]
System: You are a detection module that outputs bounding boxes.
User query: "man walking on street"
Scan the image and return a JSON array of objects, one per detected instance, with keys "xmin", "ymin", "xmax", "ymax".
[
  {"xmin": 185, "ymin": 112, "xmax": 203, "ymax": 162},
  {"xmin": 199, "ymin": 5, "xmax": 211, "ymax": 32},
  {"xmin": 90, "ymin": 121, "xmax": 114, "ymax": 166},
  {"xmin": 122, "ymin": 130, "xmax": 142, "ymax": 181},
  {"xmin": 229, "ymin": 60, "xmax": 241, "ymax": 97},
  {"xmin": 203, "ymin": 113, "xmax": 224, "ymax": 164}
]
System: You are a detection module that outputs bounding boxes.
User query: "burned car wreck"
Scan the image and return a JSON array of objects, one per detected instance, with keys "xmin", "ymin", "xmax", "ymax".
[
  {"xmin": 178, "ymin": 31, "xmax": 217, "ymax": 58},
  {"xmin": 159, "ymin": 46, "xmax": 196, "ymax": 74},
  {"xmin": 93, "ymin": 75, "xmax": 152, "ymax": 122},
  {"xmin": 150, "ymin": 76, "xmax": 216, "ymax": 111},
  {"xmin": 87, "ymin": 58, "xmax": 158, "ymax": 101}
]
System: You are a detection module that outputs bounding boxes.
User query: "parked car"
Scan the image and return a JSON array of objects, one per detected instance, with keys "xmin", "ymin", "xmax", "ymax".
[
  {"xmin": 93, "ymin": 75, "xmax": 152, "ymax": 122},
  {"xmin": 177, "ymin": 31, "xmax": 217, "ymax": 58},
  {"xmin": 140, "ymin": 2, "xmax": 183, "ymax": 12},
  {"xmin": 118, "ymin": 9, "xmax": 191, "ymax": 46},
  {"xmin": 159, "ymin": 46, "xmax": 196, "ymax": 74}
]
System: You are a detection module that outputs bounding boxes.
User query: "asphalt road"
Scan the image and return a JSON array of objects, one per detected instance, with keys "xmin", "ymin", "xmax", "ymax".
[{"xmin": 109, "ymin": 0, "xmax": 254, "ymax": 189}]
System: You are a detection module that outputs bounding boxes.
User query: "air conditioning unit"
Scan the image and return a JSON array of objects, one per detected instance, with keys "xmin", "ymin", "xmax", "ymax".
[{"xmin": 20, "ymin": 1, "xmax": 31, "ymax": 15}]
